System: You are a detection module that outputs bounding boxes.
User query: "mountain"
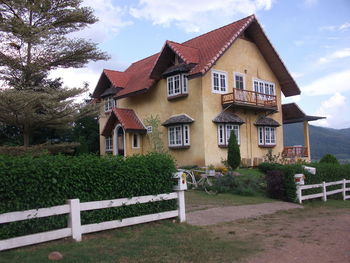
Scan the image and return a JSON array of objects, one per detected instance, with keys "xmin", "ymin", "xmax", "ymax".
[{"xmin": 283, "ymin": 124, "xmax": 350, "ymax": 161}]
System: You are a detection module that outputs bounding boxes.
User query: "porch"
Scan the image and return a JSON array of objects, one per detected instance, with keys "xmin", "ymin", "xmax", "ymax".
[
  {"xmin": 222, "ymin": 88, "xmax": 277, "ymax": 111},
  {"xmin": 282, "ymin": 103, "xmax": 325, "ymax": 161}
]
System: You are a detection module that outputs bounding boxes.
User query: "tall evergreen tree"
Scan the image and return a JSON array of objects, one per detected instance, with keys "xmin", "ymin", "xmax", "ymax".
[
  {"xmin": 0, "ymin": 0, "xmax": 109, "ymax": 146},
  {"xmin": 227, "ymin": 130, "xmax": 241, "ymax": 170}
]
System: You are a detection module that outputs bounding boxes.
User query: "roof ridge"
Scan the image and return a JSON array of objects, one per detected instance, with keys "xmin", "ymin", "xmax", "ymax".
[
  {"xmin": 182, "ymin": 14, "xmax": 254, "ymax": 45},
  {"xmin": 167, "ymin": 40, "xmax": 200, "ymax": 50}
]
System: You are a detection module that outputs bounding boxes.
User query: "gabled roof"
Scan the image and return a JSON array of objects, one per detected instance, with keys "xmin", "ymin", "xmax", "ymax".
[
  {"xmin": 254, "ymin": 116, "xmax": 280, "ymax": 127},
  {"xmin": 212, "ymin": 111, "xmax": 245, "ymax": 124},
  {"xmin": 92, "ymin": 69, "xmax": 129, "ymax": 98},
  {"xmin": 162, "ymin": 114, "xmax": 194, "ymax": 126},
  {"xmin": 93, "ymin": 14, "xmax": 300, "ymax": 99},
  {"xmin": 282, "ymin": 103, "xmax": 325, "ymax": 124},
  {"xmin": 101, "ymin": 108, "xmax": 146, "ymax": 136}
]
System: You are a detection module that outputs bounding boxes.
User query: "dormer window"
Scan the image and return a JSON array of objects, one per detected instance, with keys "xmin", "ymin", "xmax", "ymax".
[
  {"xmin": 167, "ymin": 74, "xmax": 188, "ymax": 99},
  {"xmin": 104, "ymin": 96, "xmax": 115, "ymax": 112}
]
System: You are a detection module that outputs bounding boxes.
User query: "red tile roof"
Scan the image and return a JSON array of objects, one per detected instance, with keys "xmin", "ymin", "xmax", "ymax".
[
  {"xmin": 101, "ymin": 108, "xmax": 146, "ymax": 136},
  {"xmin": 103, "ymin": 69, "xmax": 130, "ymax": 87},
  {"xmin": 93, "ymin": 14, "xmax": 300, "ymax": 99}
]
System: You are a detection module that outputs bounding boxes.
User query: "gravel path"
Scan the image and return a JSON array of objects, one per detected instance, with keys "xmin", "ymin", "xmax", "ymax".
[{"xmin": 186, "ymin": 201, "xmax": 302, "ymax": 226}]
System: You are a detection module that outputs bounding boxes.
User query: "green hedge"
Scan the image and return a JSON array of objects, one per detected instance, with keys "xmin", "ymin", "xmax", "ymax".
[
  {"xmin": 259, "ymin": 162, "xmax": 350, "ymax": 202},
  {"xmin": 0, "ymin": 153, "xmax": 177, "ymax": 239}
]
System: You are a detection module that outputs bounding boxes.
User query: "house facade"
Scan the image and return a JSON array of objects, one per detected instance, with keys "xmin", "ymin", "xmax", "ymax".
[{"xmin": 92, "ymin": 15, "xmax": 322, "ymax": 167}]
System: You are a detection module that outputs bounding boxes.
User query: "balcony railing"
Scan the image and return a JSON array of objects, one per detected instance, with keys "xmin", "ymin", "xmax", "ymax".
[
  {"xmin": 282, "ymin": 146, "xmax": 308, "ymax": 158},
  {"xmin": 222, "ymin": 88, "xmax": 277, "ymax": 110}
]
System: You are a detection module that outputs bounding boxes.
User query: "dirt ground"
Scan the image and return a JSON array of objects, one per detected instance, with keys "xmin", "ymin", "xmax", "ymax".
[{"xmin": 205, "ymin": 205, "xmax": 350, "ymax": 263}]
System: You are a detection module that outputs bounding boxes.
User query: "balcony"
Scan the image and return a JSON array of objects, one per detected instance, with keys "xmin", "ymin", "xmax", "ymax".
[
  {"xmin": 282, "ymin": 146, "xmax": 308, "ymax": 158},
  {"xmin": 222, "ymin": 88, "xmax": 277, "ymax": 111}
]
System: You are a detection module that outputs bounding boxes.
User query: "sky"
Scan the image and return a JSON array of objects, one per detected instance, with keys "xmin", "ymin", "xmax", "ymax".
[{"xmin": 51, "ymin": 0, "xmax": 350, "ymax": 129}]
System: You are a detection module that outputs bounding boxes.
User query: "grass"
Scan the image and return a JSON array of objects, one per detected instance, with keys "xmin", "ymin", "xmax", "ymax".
[
  {"xmin": 0, "ymin": 220, "xmax": 259, "ymax": 263},
  {"xmin": 185, "ymin": 190, "xmax": 275, "ymax": 212}
]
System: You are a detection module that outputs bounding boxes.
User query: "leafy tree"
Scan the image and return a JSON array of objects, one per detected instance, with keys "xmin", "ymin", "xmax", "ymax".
[
  {"xmin": 227, "ymin": 130, "xmax": 241, "ymax": 170},
  {"xmin": 73, "ymin": 115, "xmax": 99, "ymax": 154},
  {"xmin": 319, "ymin": 154, "xmax": 339, "ymax": 165},
  {"xmin": 0, "ymin": 0, "xmax": 108, "ymax": 146}
]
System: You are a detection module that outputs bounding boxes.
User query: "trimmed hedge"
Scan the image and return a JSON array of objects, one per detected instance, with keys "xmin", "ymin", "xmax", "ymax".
[
  {"xmin": 0, "ymin": 153, "xmax": 177, "ymax": 239},
  {"xmin": 259, "ymin": 162, "xmax": 350, "ymax": 202}
]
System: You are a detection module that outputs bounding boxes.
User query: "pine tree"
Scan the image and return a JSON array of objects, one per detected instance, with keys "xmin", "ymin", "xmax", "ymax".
[
  {"xmin": 0, "ymin": 0, "xmax": 109, "ymax": 146},
  {"xmin": 227, "ymin": 130, "xmax": 241, "ymax": 170}
]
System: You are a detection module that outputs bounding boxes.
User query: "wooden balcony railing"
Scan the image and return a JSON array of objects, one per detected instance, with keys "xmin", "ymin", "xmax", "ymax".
[
  {"xmin": 282, "ymin": 146, "xmax": 308, "ymax": 158},
  {"xmin": 222, "ymin": 88, "xmax": 277, "ymax": 109}
]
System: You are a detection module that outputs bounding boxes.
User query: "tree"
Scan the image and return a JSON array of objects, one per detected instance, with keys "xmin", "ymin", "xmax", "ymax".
[
  {"xmin": 73, "ymin": 115, "xmax": 99, "ymax": 154},
  {"xmin": 0, "ymin": 0, "xmax": 109, "ymax": 146},
  {"xmin": 0, "ymin": 87, "xmax": 97, "ymax": 146},
  {"xmin": 227, "ymin": 130, "xmax": 241, "ymax": 170},
  {"xmin": 319, "ymin": 154, "xmax": 339, "ymax": 165}
]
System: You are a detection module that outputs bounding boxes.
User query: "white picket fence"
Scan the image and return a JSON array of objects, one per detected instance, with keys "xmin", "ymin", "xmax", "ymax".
[
  {"xmin": 0, "ymin": 190, "xmax": 185, "ymax": 251},
  {"xmin": 296, "ymin": 179, "xmax": 350, "ymax": 204}
]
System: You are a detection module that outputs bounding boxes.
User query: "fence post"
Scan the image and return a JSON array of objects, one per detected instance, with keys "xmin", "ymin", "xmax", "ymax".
[
  {"xmin": 322, "ymin": 182, "xmax": 327, "ymax": 202},
  {"xmin": 343, "ymin": 179, "xmax": 346, "ymax": 201},
  {"xmin": 296, "ymin": 185, "xmax": 302, "ymax": 204},
  {"xmin": 67, "ymin": 199, "xmax": 82, "ymax": 242},
  {"xmin": 176, "ymin": 190, "xmax": 186, "ymax": 222}
]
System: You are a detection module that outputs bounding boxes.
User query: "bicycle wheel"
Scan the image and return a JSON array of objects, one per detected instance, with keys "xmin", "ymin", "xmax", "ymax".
[
  {"xmin": 203, "ymin": 177, "xmax": 218, "ymax": 195},
  {"xmin": 182, "ymin": 170, "xmax": 197, "ymax": 189}
]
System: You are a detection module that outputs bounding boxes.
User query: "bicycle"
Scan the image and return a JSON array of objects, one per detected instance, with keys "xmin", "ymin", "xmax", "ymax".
[{"xmin": 177, "ymin": 169, "xmax": 218, "ymax": 195}]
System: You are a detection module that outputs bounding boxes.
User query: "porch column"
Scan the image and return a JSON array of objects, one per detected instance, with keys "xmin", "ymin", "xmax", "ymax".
[{"xmin": 303, "ymin": 120, "xmax": 311, "ymax": 161}]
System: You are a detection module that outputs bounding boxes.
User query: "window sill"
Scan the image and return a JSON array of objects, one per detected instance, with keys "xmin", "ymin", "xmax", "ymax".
[
  {"xmin": 212, "ymin": 90, "xmax": 227, "ymax": 95},
  {"xmin": 259, "ymin": 145, "xmax": 276, "ymax": 148},
  {"xmin": 168, "ymin": 145, "xmax": 190, "ymax": 150},
  {"xmin": 167, "ymin": 93, "xmax": 188, "ymax": 101},
  {"xmin": 218, "ymin": 144, "xmax": 240, "ymax": 148}
]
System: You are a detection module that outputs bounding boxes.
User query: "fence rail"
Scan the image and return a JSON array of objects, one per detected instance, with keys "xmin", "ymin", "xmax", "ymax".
[
  {"xmin": 296, "ymin": 179, "xmax": 350, "ymax": 204},
  {"xmin": 0, "ymin": 191, "xmax": 184, "ymax": 251}
]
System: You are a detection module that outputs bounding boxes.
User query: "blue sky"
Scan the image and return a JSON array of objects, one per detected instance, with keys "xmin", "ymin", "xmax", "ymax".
[{"xmin": 52, "ymin": 0, "xmax": 350, "ymax": 129}]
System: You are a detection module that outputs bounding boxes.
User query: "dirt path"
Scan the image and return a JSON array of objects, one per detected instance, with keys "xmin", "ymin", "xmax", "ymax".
[{"xmin": 186, "ymin": 201, "xmax": 302, "ymax": 226}]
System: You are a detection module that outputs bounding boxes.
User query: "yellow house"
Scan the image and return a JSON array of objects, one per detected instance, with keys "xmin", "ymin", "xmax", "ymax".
[{"xmin": 92, "ymin": 15, "xmax": 323, "ymax": 167}]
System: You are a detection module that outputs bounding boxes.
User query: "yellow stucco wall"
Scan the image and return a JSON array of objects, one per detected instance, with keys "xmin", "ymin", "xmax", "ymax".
[
  {"xmin": 98, "ymin": 37, "xmax": 285, "ymax": 167},
  {"xmin": 201, "ymin": 38, "xmax": 283, "ymax": 166}
]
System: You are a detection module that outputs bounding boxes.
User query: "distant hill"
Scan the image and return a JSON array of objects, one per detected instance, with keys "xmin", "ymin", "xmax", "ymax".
[{"xmin": 283, "ymin": 124, "xmax": 350, "ymax": 161}]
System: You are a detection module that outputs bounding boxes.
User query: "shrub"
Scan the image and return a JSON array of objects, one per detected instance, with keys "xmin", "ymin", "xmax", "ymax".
[
  {"xmin": 214, "ymin": 174, "xmax": 265, "ymax": 196},
  {"xmin": 266, "ymin": 170, "xmax": 285, "ymax": 200},
  {"xmin": 319, "ymin": 154, "xmax": 339, "ymax": 165},
  {"xmin": 0, "ymin": 153, "xmax": 176, "ymax": 239},
  {"xmin": 258, "ymin": 162, "xmax": 284, "ymax": 173},
  {"xmin": 227, "ymin": 130, "xmax": 240, "ymax": 170},
  {"xmin": 0, "ymin": 143, "xmax": 79, "ymax": 156}
]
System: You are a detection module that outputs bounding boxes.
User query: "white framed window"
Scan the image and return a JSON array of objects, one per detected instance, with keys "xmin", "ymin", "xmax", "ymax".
[
  {"xmin": 258, "ymin": 126, "xmax": 276, "ymax": 146},
  {"xmin": 217, "ymin": 123, "xmax": 240, "ymax": 146},
  {"xmin": 132, "ymin": 134, "xmax": 140, "ymax": 148},
  {"xmin": 105, "ymin": 136, "xmax": 113, "ymax": 152},
  {"xmin": 234, "ymin": 72, "xmax": 245, "ymax": 90},
  {"xmin": 146, "ymin": 126, "xmax": 153, "ymax": 133},
  {"xmin": 167, "ymin": 74, "xmax": 188, "ymax": 97},
  {"xmin": 104, "ymin": 97, "xmax": 115, "ymax": 112},
  {"xmin": 212, "ymin": 70, "xmax": 227, "ymax": 94},
  {"xmin": 253, "ymin": 78, "xmax": 275, "ymax": 100},
  {"xmin": 168, "ymin": 124, "xmax": 190, "ymax": 147}
]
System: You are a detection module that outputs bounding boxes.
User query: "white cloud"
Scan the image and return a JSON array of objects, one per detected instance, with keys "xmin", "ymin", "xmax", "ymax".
[
  {"xmin": 318, "ymin": 48, "xmax": 350, "ymax": 64},
  {"xmin": 130, "ymin": 0, "xmax": 273, "ymax": 33},
  {"xmin": 313, "ymin": 93, "xmax": 350, "ymax": 128},
  {"xmin": 72, "ymin": 0, "xmax": 132, "ymax": 42},
  {"xmin": 291, "ymin": 72, "xmax": 304, "ymax": 79},
  {"xmin": 320, "ymin": 22, "xmax": 350, "ymax": 32},
  {"xmin": 302, "ymin": 70, "xmax": 350, "ymax": 95},
  {"xmin": 282, "ymin": 95, "xmax": 301, "ymax": 104}
]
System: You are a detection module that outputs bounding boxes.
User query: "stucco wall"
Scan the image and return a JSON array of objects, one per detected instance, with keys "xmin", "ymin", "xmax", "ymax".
[{"xmin": 201, "ymin": 38, "xmax": 284, "ymax": 166}]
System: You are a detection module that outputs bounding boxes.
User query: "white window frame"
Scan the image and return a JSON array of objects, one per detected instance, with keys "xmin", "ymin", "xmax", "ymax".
[
  {"xmin": 218, "ymin": 123, "xmax": 240, "ymax": 146},
  {"xmin": 146, "ymin": 126, "xmax": 153, "ymax": 133},
  {"xmin": 105, "ymin": 136, "xmax": 113, "ymax": 152},
  {"xmin": 168, "ymin": 124, "xmax": 190, "ymax": 147},
  {"xmin": 167, "ymin": 74, "xmax": 188, "ymax": 97},
  {"xmin": 132, "ymin": 133, "xmax": 140, "ymax": 149},
  {"xmin": 258, "ymin": 126, "xmax": 276, "ymax": 146},
  {"xmin": 234, "ymin": 72, "xmax": 245, "ymax": 90},
  {"xmin": 253, "ymin": 78, "xmax": 275, "ymax": 100},
  {"xmin": 212, "ymin": 70, "xmax": 228, "ymax": 94},
  {"xmin": 104, "ymin": 96, "xmax": 115, "ymax": 112}
]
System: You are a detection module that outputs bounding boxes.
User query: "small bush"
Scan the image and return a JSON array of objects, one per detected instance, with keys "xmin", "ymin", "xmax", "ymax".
[
  {"xmin": 266, "ymin": 170, "xmax": 285, "ymax": 200},
  {"xmin": 227, "ymin": 131, "xmax": 241, "ymax": 170},
  {"xmin": 0, "ymin": 143, "xmax": 79, "ymax": 156},
  {"xmin": 258, "ymin": 162, "xmax": 284, "ymax": 173},
  {"xmin": 214, "ymin": 174, "xmax": 265, "ymax": 196},
  {"xmin": 319, "ymin": 154, "xmax": 339, "ymax": 165}
]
